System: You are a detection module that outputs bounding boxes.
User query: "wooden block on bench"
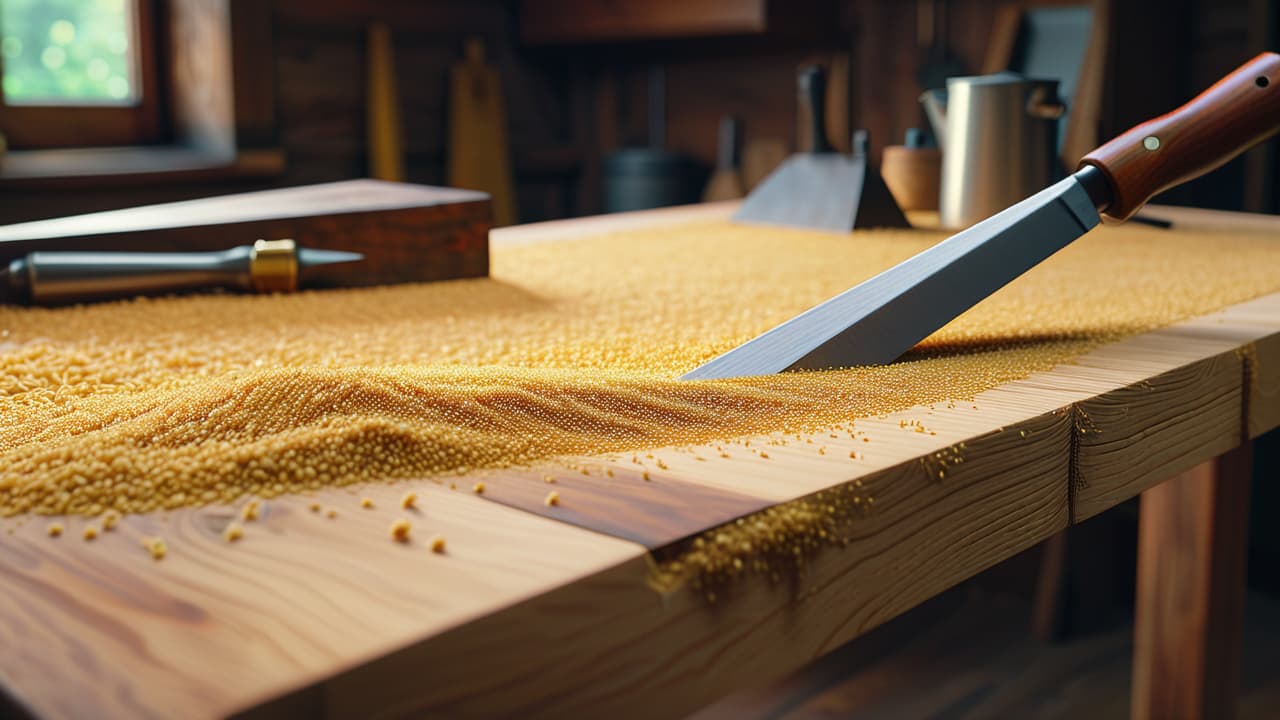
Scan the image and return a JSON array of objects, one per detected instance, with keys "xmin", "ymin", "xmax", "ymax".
[{"xmin": 0, "ymin": 179, "xmax": 492, "ymax": 287}]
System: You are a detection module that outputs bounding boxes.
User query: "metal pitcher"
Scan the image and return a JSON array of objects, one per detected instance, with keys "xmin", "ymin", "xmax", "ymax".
[{"xmin": 921, "ymin": 73, "xmax": 1066, "ymax": 228}]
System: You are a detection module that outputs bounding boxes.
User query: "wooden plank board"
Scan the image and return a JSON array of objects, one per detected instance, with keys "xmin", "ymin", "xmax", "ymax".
[
  {"xmin": 243, "ymin": 410, "xmax": 1071, "ymax": 720},
  {"xmin": 519, "ymin": 0, "xmax": 767, "ymax": 44},
  {"xmin": 2, "ymin": 203, "xmax": 1279, "ymax": 719}
]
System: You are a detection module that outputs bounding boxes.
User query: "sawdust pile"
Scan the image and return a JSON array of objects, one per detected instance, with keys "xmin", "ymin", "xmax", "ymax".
[{"xmin": 2, "ymin": 219, "xmax": 1278, "ymax": 516}]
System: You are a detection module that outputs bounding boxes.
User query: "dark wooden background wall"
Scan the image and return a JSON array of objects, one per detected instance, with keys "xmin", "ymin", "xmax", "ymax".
[{"xmin": 0, "ymin": 0, "xmax": 1276, "ymax": 226}]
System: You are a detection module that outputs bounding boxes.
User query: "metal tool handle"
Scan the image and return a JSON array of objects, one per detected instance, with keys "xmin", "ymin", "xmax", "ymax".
[
  {"xmin": 11, "ymin": 247, "xmax": 253, "ymax": 305},
  {"xmin": 1079, "ymin": 52, "xmax": 1280, "ymax": 221},
  {"xmin": 797, "ymin": 65, "xmax": 834, "ymax": 154}
]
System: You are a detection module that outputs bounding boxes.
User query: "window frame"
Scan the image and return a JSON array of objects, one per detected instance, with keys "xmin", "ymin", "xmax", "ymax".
[{"xmin": 0, "ymin": 0, "xmax": 165, "ymax": 149}]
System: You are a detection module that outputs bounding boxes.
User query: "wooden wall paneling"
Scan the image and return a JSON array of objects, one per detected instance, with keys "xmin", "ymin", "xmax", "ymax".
[
  {"xmin": 169, "ymin": 0, "xmax": 237, "ymax": 156},
  {"xmin": 519, "ymin": 0, "xmax": 769, "ymax": 45},
  {"xmin": 274, "ymin": 22, "xmax": 365, "ymax": 179},
  {"xmin": 664, "ymin": 53, "xmax": 809, "ymax": 169},
  {"xmin": 229, "ymin": 0, "xmax": 278, "ymax": 149},
  {"xmin": 396, "ymin": 38, "xmax": 455, "ymax": 186},
  {"xmin": 273, "ymin": 0, "xmax": 507, "ymax": 32},
  {"xmin": 847, "ymin": 0, "xmax": 926, "ymax": 164}
]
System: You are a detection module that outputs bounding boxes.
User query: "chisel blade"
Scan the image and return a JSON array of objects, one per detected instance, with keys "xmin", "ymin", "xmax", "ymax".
[{"xmin": 682, "ymin": 168, "xmax": 1104, "ymax": 380}]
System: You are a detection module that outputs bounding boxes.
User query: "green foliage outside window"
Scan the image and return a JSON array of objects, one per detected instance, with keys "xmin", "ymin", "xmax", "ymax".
[{"xmin": 0, "ymin": 0, "xmax": 135, "ymax": 104}]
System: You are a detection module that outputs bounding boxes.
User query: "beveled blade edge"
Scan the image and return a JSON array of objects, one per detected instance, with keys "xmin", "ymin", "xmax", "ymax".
[
  {"xmin": 297, "ymin": 248, "xmax": 365, "ymax": 269},
  {"xmin": 682, "ymin": 174, "xmax": 1100, "ymax": 380}
]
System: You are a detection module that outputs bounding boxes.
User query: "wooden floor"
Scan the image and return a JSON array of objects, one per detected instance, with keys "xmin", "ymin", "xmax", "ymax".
[{"xmin": 693, "ymin": 583, "xmax": 1280, "ymax": 719}]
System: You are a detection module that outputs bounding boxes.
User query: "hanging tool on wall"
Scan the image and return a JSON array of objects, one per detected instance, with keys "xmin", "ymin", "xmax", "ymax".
[
  {"xmin": 733, "ymin": 65, "xmax": 909, "ymax": 233},
  {"xmin": 448, "ymin": 37, "xmax": 517, "ymax": 226},
  {"xmin": 366, "ymin": 22, "xmax": 406, "ymax": 182},
  {"xmin": 702, "ymin": 116, "xmax": 746, "ymax": 202}
]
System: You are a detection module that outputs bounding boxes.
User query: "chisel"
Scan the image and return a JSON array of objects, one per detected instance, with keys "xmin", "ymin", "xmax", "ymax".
[
  {"xmin": 1, "ymin": 239, "xmax": 363, "ymax": 306},
  {"xmin": 684, "ymin": 53, "xmax": 1280, "ymax": 380}
]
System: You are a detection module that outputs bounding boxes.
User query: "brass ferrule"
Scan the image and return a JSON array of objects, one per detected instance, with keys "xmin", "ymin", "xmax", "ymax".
[{"xmin": 249, "ymin": 239, "xmax": 299, "ymax": 293}]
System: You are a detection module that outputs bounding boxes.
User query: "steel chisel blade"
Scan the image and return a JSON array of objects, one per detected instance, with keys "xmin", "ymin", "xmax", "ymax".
[{"xmin": 682, "ymin": 172, "xmax": 1102, "ymax": 380}]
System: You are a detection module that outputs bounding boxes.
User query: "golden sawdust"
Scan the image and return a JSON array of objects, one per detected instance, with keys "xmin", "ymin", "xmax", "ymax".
[
  {"xmin": 142, "ymin": 536, "xmax": 167, "ymax": 560},
  {"xmin": 648, "ymin": 484, "xmax": 873, "ymax": 598},
  {"xmin": 390, "ymin": 518, "xmax": 411, "ymax": 543},
  {"xmin": 0, "ymin": 220, "xmax": 1278, "ymax": 522}
]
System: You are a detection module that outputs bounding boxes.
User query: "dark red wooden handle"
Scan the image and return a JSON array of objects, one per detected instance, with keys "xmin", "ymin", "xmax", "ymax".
[{"xmin": 1079, "ymin": 52, "xmax": 1280, "ymax": 221}]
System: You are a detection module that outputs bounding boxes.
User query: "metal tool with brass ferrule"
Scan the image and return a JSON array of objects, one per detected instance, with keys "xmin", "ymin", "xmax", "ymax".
[
  {"xmin": 0, "ymin": 239, "xmax": 364, "ymax": 306},
  {"xmin": 684, "ymin": 52, "xmax": 1280, "ymax": 380}
]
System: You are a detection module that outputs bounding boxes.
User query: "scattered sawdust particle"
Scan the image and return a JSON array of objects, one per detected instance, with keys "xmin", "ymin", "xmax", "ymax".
[
  {"xmin": 143, "ymin": 537, "xmax": 167, "ymax": 560},
  {"xmin": 390, "ymin": 519, "xmax": 411, "ymax": 542}
]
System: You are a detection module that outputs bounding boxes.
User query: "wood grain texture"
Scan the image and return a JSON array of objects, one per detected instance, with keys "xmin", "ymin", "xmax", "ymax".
[
  {"xmin": 0, "ymin": 180, "xmax": 491, "ymax": 288},
  {"xmin": 476, "ymin": 465, "xmax": 773, "ymax": 548},
  {"xmin": 1081, "ymin": 52, "xmax": 1280, "ymax": 221},
  {"xmin": 1133, "ymin": 445, "xmax": 1253, "ymax": 720},
  {"xmin": 1073, "ymin": 348, "xmax": 1242, "ymax": 523},
  {"xmin": 0, "ymin": 483, "xmax": 643, "ymax": 720},
  {"xmin": 244, "ymin": 411, "xmax": 1070, "ymax": 720},
  {"xmin": 1, "ymin": 203, "xmax": 1279, "ymax": 719}
]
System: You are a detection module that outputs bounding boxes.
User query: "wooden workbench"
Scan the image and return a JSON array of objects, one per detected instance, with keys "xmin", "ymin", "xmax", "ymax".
[{"xmin": 0, "ymin": 203, "xmax": 1276, "ymax": 719}]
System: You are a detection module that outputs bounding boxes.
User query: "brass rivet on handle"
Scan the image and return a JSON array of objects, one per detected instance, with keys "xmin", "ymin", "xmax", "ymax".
[
  {"xmin": 249, "ymin": 239, "xmax": 299, "ymax": 293},
  {"xmin": 1143, "ymin": 136, "xmax": 1161, "ymax": 151}
]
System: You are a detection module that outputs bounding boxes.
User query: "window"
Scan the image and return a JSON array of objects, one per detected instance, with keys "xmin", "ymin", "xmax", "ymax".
[{"xmin": 0, "ymin": 0, "xmax": 162, "ymax": 148}]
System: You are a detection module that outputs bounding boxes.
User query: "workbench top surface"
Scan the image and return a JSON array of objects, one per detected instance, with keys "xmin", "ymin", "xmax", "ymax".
[{"xmin": 1, "ymin": 202, "xmax": 1278, "ymax": 720}]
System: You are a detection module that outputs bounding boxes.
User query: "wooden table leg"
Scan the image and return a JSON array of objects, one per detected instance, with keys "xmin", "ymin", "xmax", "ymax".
[{"xmin": 1132, "ymin": 443, "xmax": 1253, "ymax": 720}]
